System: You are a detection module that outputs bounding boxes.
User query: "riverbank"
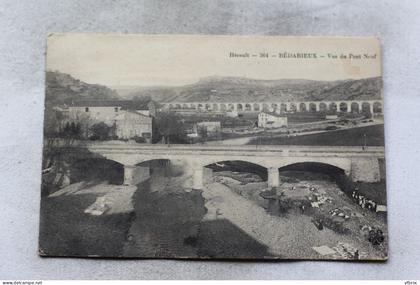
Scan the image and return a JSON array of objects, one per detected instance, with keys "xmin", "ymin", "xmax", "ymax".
[
  {"xmin": 39, "ymin": 182, "xmax": 136, "ymax": 257},
  {"xmin": 39, "ymin": 165, "xmax": 387, "ymax": 260}
]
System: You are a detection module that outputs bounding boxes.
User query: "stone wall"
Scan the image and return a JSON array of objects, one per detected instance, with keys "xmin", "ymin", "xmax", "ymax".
[{"xmin": 351, "ymin": 157, "xmax": 381, "ymax": 182}]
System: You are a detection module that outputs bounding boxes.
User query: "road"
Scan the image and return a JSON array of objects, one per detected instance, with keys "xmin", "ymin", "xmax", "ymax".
[{"xmin": 208, "ymin": 121, "xmax": 383, "ymax": 146}]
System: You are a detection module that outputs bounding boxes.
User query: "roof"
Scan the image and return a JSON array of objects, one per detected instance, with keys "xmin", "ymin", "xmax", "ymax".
[
  {"xmin": 197, "ymin": 121, "xmax": 221, "ymax": 125},
  {"xmin": 114, "ymin": 110, "xmax": 150, "ymax": 120},
  {"xmin": 71, "ymin": 100, "xmax": 151, "ymax": 110},
  {"xmin": 71, "ymin": 100, "xmax": 131, "ymax": 107}
]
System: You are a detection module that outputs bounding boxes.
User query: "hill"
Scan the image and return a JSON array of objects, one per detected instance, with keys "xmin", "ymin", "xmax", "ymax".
[
  {"xmin": 123, "ymin": 76, "xmax": 382, "ymax": 103},
  {"xmin": 45, "ymin": 71, "xmax": 120, "ymax": 107}
]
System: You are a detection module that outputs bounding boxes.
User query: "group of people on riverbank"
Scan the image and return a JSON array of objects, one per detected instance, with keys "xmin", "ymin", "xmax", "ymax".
[{"xmin": 351, "ymin": 189, "xmax": 378, "ymax": 212}]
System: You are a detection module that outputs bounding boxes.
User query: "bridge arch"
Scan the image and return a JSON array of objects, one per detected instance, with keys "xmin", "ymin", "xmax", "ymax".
[
  {"xmin": 289, "ymin": 103, "xmax": 297, "ymax": 112},
  {"xmin": 373, "ymin": 101, "xmax": 382, "ymax": 113},
  {"xmin": 329, "ymin": 102, "xmax": 338, "ymax": 112},
  {"xmin": 212, "ymin": 103, "xmax": 219, "ymax": 111},
  {"xmin": 361, "ymin": 102, "xmax": 372, "ymax": 113},
  {"xmin": 202, "ymin": 159, "xmax": 269, "ymax": 190},
  {"xmin": 199, "ymin": 157, "xmax": 270, "ymax": 170},
  {"xmin": 237, "ymin": 104, "xmax": 243, "ymax": 111},
  {"xmin": 228, "ymin": 103, "xmax": 235, "ymax": 111},
  {"xmin": 118, "ymin": 157, "xmax": 191, "ymax": 185},
  {"xmin": 319, "ymin": 102, "xmax": 327, "ymax": 112},
  {"xmin": 136, "ymin": 158, "xmax": 187, "ymax": 177},
  {"xmin": 277, "ymin": 161, "xmax": 349, "ymax": 191},
  {"xmin": 245, "ymin": 103, "xmax": 252, "ymax": 112},
  {"xmin": 278, "ymin": 161, "xmax": 345, "ymax": 176},
  {"xmin": 275, "ymin": 157, "xmax": 351, "ymax": 177},
  {"xmin": 204, "ymin": 160, "xmax": 268, "ymax": 176},
  {"xmin": 309, "ymin": 103, "xmax": 317, "ymax": 112},
  {"xmin": 262, "ymin": 103, "xmax": 270, "ymax": 111},
  {"xmin": 339, "ymin": 102, "xmax": 348, "ymax": 112},
  {"xmin": 253, "ymin": 103, "xmax": 260, "ymax": 112},
  {"xmin": 69, "ymin": 157, "xmax": 124, "ymax": 185},
  {"xmin": 299, "ymin": 103, "xmax": 307, "ymax": 112},
  {"xmin": 280, "ymin": 103, "xmax": 287, "ymax": 112},
  {"xmin": 220, "ymin": 103, "xmax": 227, "ymax": 111},
  {"xmin": 351, "ymin": 102, "xmax": 360, "ymax": 113}
]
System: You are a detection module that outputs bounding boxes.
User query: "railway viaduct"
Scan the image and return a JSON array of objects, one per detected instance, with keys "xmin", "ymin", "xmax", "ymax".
[{"xmin": 161, "ymin": 100, "xmax": 383, "ymax": 114}]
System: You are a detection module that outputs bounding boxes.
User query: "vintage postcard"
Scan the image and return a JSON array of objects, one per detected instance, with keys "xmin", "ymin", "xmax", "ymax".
[{"xmin": 39, "ymin": 35, "xmax": 387, "ymax": 260}]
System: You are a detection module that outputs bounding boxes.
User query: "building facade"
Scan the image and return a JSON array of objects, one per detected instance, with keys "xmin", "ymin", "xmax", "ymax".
[
  {"xmin": 258, "ymin": 112, "xmax": 288, "ymax": 128},
  {"xmin": 67, "ymin": 100, "xmax": 153, "ymax": 140},
  {"xmin": 194, "ymin": 121, "xmax": 222, "ymax": 137},
  {"xmin": 114, "ymin": 111, "xmax": 153, "ymax": 142},
  {"xmin": 69, "ymin": 100, "xmax": 128, "ymax": 125}
]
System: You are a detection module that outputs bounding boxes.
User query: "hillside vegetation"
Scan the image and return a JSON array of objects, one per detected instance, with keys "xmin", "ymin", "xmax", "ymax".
[
  {"xmin": 123, "ymin": 76, "xmax": 382, "ymax": 103},
  {"xmin": 45, "ymin": 71, "xmax": 119, "ymax": 107}
]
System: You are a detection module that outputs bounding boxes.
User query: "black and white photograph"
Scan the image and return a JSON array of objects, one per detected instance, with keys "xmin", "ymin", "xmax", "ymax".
[{"xmin": 39, "ymin": 35, "xmax": 387, "ymax": 260}]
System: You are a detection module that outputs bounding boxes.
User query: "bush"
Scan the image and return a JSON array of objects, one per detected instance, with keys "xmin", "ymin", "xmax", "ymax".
[
  {"xmin": 89, "ymin": 122, "xmax": 112, "ymax": 140},
  {"xmin": 60, "ymin": 122, "xmax": 81, "ymax": 139},
  {"xmin": 133, "ymin": 136, "xmax": 146, "ymax": 143}
]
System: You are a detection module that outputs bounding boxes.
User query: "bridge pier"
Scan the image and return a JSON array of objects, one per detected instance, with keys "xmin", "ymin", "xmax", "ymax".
[
  {"xmin": 123, "ymin": 164, "xmax": 150, "ymax": 186},
  {"xmin": 123, "ymin": 165, "xmax": 135, "ymax": 185},
  {"xmin": 192, "ymin": 168, "xmax": 204, "ymax": 190},
  {"xmin": 267, "ymin": 167, "xmax": 280, "ymax": 188}
]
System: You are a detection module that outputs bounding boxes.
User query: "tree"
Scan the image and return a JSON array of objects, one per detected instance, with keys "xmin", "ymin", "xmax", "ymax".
[
  {"xmin": 197, "ymin": 125, "xmax": 208, "ymax": 143},
  {"xmin": 132, "ymin": 95, "xmax": 151, "ymax": 105},
  {"xmin": 89, "ymin": 122, "xmax": 112, "ymax": 140},
  {"xmin": 60, "ymin": 121, "xmax": 81, "ymax": 140},
  {"xmin": 154, "ymin": 111, "xmax": 187, "ymax": 144},
  {"xmin": 42, "ymin": 108, "xmax": 80, "ymax": 196},
  {"xmin": 44, "ymin": 108, "xmax": 64, "ymax": 138}
]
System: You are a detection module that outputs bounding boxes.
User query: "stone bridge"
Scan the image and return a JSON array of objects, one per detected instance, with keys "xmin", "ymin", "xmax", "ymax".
[
  {"xmin": 69, "ymin": 143, "xmax": 385, "ymax": 189},
  {"xmin": 161, "ymin": 100, "xmax": 383, "ymax": 114}
]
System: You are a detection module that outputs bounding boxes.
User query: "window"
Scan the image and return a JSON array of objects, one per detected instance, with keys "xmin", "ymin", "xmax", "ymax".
[
  {"xmin": 85, "ymin": 107, "xmax": 89, "ymax": 112},
  {"xmin": 115, "ymin": 107, "xmax": 119, "ymax": 112}
]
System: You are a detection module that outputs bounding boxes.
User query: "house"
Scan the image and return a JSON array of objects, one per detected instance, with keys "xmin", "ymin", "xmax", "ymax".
[
  {"xmin": 67, "ymin": 100, "xmax": 154, "ymax": 140},
  {"xmin": 326, "ymin": 114, "xmax": 338, "ymax": 120},
  {"xmin": 68, "ymin": 100, "xmax": 157, "ymax": 122},
  {"xmin": 114, "ymin": 110, "xmax": 153, "ymax": 142},
  {"xmin": 69, "ymin": 100, "xmax": 130, "ymax": 125},
  {"xmin": 258, "ymin": 112, "xmax": 288, "ymax": 128},
  {"xmin": 226, "ymin": 110, "xmax": 239, "ymax": 118}
]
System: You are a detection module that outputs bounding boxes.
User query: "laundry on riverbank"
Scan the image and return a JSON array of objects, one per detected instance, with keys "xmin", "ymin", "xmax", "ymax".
[{"xmin": 312, "ymin": 245, "xmax": 335, "ymax": 256}]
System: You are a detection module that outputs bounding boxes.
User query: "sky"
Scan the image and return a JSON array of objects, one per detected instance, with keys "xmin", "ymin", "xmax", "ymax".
[{"xmin": 46, "ymin": 34, "xmax": 382, "ymax": 87}]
